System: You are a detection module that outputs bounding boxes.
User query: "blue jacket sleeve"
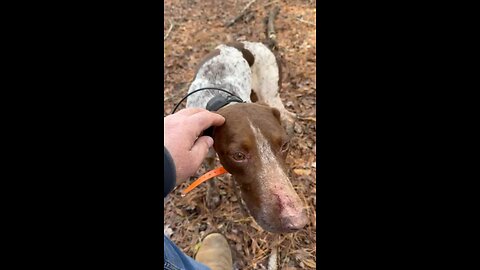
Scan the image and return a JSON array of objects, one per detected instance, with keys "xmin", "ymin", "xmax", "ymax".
[{"xmin": 164, "ymin": 147, "xmax": 176, "ymax": 197}]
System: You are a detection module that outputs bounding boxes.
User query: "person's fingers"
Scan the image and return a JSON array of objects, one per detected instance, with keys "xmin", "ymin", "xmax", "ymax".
[
  {"xmin": 189, "ymin": 136, "xmax": 214, "ymax": 169},
  {"xmin": 188, "ymin": 111, "xmax": 226, "ymax": 136},
  {"xmin": 174, "ymin": 107, "xmax": 207, "ymax": 116}
]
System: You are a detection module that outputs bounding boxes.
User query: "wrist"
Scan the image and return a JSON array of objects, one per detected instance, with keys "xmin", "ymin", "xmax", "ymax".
[{"xmin": 163, "ymin": 147, "xmax": 176, "ymax": 197}]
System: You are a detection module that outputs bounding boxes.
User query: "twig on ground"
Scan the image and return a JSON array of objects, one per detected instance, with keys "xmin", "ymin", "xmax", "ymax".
[
  {"xmin": 248, "ymin": 0, "xmax": 277, "ymax": 13},
  {"xmin": 225, "ymin": 0, "xmax": 257, "ymax": 27},
  {"xmin": 297, "ymin": 115, "xmax": 316, "ymax": 122},
  {"xmin": 267, "ymin": 246, "xmax": 278, "ymax": 270},
  {"xmin": 164, "ymin": 20, "xmax": 175, "ymax": 41},
  {"xmin": 264, "ymin": 0, "xmax": 279, "ymax": 7},
  {"xmin": 266, "ymin": 6, "xmax": 280, "ymax": 50},
  {"xmin": 296, "ymin": 17, "xmax": 316, "ymax": 27}
]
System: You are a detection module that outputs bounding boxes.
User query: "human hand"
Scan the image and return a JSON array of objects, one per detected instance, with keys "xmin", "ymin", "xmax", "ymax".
[{"xmin": 164, "ymin": 108, "xmax": 225, "ymax": 185}]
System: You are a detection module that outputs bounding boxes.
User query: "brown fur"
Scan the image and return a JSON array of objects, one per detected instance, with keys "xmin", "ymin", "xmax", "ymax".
[{"xmin": 212, "ymin": 103, "xmax": 307, "ymax": 232}]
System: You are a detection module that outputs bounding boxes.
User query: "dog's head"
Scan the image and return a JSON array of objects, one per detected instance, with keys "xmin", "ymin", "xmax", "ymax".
[{"xmin": 213, "ymin": 103, "xmax": 307, "ymax": 233}]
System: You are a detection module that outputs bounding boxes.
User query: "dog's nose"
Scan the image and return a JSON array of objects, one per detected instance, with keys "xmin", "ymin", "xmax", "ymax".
[
  {"xmin": 274, "ymin": 191, "xmax": 308, "ymax": 231},
  {"xmin": 284, "ymin": 221, "xmax": 302, "ymax": 231},
  {"xmin": 281, "ymin": 212, "xmax": 308, "ymax": 231}
]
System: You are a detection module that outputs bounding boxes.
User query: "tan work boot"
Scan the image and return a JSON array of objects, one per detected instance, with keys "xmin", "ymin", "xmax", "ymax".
[{"xmin": 195, "ymin": 233, "xmax": 233, "ymax": 270}]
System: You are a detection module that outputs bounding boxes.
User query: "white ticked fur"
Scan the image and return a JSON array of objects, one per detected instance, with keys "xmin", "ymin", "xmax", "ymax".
[
  {"xmin": 186, "ymin": 45, "xmax": 252, "ymax": 109},
  {"xmin": 186, "ymin": 41, "xmax": 293, "ymax": 125},
  {"xmin": 241, "ymin": 42, "xmax": 279, "ymax": 100},
  {"xmin": 241, "ymin": 41, "xmax": 289, "ymax": 112}
]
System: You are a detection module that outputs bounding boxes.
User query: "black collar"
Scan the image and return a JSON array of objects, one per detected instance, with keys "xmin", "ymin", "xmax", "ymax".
[{"xmin": 170, "ymin": 87, "xmax": 245, "ymax": 114}]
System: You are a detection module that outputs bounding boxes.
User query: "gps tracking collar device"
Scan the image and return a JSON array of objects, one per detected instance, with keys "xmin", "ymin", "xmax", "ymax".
[{"xmin": 205, "ymin": 94, "xmax": 244, "ymax": 111}]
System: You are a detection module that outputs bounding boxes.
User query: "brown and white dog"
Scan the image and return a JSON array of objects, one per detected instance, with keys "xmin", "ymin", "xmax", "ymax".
[{"xmin": 186, "ymin": 41, "xmax": 307, "ymax": 233}]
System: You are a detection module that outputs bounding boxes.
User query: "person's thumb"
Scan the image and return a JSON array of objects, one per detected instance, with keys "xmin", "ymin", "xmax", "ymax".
[{"xmin": 190, "ymin": 136, "xmax": 214, "ymax": 168}]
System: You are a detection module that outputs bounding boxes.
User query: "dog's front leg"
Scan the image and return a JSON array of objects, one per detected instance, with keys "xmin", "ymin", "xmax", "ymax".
[
  {"xmin": 231, "ymin": 176, "xmax": 249, "ymax": 216},
  {"xmin": 205, "ymin": 150, "xmax": 221, "ymax": 210},
  {"xmin": 268, "ymin": 99, "xmax": 296, "ymax": 137},
  {"xmin": 279, "ymin": 108, "xmax": 297, "ymax": 138}
]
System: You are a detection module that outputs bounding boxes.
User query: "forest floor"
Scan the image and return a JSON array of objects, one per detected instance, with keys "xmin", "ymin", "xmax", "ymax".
[{"xmin": 164, "ymin": 0, "xmax": 316, "ymax": 269}]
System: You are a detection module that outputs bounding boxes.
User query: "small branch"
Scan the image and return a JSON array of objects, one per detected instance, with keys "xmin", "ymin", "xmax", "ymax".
[
  {"xmin": 225, "ymin": 0, "xmax": 257, "ymax": 27},
  {"xmin": 264, "ymin": 0, "xmax": 279, "ymax": 7},
  {"xmin": 296, "ymin": 17, "xmax": 316, "ymax": 27},
  {"xmin": 164, "ymin": 20, "xmax": 174, "ymax": 41},
  {"xmin": 267, "ymin": 246, "xmax": 278, "ymax": 270},
  {"xmin": 266, "ymin": 6, "xmax": 280, "ymax": 50},
  {"xmin": 249, "ymin": 0, "xmax": 278, "ymax": 13},
  {"xmin": 297, "ymin": 115, "xmax": 316, "ymax": 122}
]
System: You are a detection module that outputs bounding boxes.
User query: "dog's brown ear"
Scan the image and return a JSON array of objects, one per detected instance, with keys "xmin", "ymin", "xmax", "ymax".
[
  {"xmin": 211, "ymin": 125, "xmax": 221, "ymax": 152},
  {"xmin": 255, "ymin": 102, "xmax": 281, "ymax": 123}
]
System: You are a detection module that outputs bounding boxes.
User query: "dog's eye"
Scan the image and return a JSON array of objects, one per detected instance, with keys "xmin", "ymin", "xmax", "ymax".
[
  {"xmin": 232, "ymin": 152, "xmax": 246, "ymax": 161},
  {"xmin": 281, "ymin": 141, "xmax": 290, "ymax": 152}
]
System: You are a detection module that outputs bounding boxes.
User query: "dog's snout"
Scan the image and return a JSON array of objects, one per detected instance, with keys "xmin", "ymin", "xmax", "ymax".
[
  {"xmin": 276, "ymin": 193, "xmax": 308, "ymax": 231},
  {"xmin": 284, "ymin": 221, "xmax": 302, "ymax": 231},
  {"xmin": 281, "ymin": 211, "xmax": 308, "ymax": 231}
]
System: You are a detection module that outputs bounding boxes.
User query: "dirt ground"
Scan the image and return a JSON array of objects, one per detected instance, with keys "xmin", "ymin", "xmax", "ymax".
[{"xmin": 164, "ymin": 0, "xmax": 316, "ymax": 269}]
